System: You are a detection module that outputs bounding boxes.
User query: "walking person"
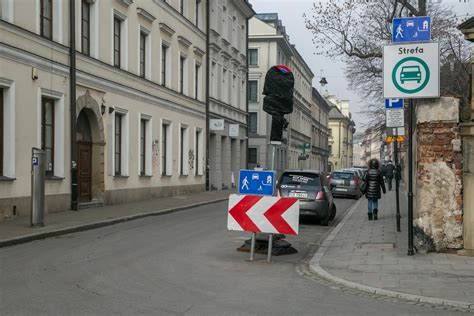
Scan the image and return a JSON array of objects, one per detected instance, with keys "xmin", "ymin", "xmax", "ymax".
[
  {"xmin": 385, "ymin": 160, "xmax": 395, "ymax": 191},
  {"xmin": 362, "ymin": 158, "xmax": 386, "ymax": 220}
]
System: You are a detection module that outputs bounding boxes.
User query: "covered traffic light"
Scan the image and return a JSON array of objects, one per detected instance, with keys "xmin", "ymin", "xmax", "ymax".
[{"xmin": 262, "ymin": 65, "xmax": 294, "ymax": 142}]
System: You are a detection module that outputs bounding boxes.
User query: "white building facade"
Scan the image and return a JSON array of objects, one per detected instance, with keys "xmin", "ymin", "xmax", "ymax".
[
  {"xmin": 0, "ymin": 0, "xmax": 207, "ymax": 218},
  {"xmin": 207, "ymin": 0, "xmax": 254, "ymax": 190}
]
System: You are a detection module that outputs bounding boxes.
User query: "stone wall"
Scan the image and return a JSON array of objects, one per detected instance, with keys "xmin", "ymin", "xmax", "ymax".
[{"xmin": 415, "ymin": 97, "xmax": 463, "ymax": 251}]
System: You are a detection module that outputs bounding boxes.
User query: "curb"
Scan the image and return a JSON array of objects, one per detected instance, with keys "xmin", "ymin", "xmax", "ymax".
[
  {"xmin": 308, "ymin": 199, "xmax": 474, "ymax": 312},
  {"xmin": 0, "ymin": 197, "xmax": 228, "ymax": 249}
]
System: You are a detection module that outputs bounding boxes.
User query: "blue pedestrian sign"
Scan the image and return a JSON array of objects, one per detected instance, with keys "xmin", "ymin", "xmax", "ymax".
[
  {"xmin": 392, "ymin": 16, "xmax": 431, "ymax": 43},
  {"xmin": 32, "ymin": 156, "xmax": 39, "ymax": 166},
  {"xmin": 238, "ymin": 170, "xmax": 275, "ymax": 196},
  {"xmin": 385, "ymin": 98, "xmax": 404, "ymax": 109}
]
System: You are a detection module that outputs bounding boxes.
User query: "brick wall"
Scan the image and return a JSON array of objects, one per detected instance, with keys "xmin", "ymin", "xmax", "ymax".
[{"xmin": 415, "ymin": 98, "xmax": 463, "ymax": 251}]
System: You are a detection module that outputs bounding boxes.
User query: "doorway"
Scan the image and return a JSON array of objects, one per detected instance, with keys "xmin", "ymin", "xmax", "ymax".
[{"xmin": 77, "ymin": 110, "xmax": 92, "ymax": 202}]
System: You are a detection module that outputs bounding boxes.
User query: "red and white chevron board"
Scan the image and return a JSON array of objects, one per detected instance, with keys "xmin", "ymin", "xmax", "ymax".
[{"xmin": 227, "ymin": 194, "xmax": 300, "ymax": 235}]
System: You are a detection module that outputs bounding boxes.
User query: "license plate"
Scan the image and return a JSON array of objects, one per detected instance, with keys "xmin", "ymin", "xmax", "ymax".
[
  {"xmin": 336, "ymin": 188, "xmax": 348, "ymax": 192},
  {"xmin": 289, "ymin": 192, "xmax": 308, "ymax": 198}
]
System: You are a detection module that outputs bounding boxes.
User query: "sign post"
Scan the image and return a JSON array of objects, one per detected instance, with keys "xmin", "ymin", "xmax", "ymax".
[{"xmin": 386, "ymin": 16, "xmax": 437, "ymax": 256}]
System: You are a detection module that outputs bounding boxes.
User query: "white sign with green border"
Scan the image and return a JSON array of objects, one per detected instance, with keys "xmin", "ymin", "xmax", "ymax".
[{"xmin": 383, "ymin": 42, "xmax": 439, "ymax": 98}]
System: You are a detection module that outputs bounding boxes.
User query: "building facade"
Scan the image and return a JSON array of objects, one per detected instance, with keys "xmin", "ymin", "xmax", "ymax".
[
  {"xmin": 0, "ymin": 0, "xmax": 207, "ymax": 218},
  {"xmin": 326, "ymin": 96, "xmax": 355, "ymax": 170},
  {"xmin": 310, "ymin": 88, "xmax": 330, "ymax": 171},
  {"xmin": 207, "ymin": 0, "xmax": 254, "ymax": 190}
]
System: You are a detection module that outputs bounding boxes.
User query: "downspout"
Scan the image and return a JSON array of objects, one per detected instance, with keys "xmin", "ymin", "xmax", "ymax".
[
  {"xmin": 205, "ymin": 0, "xmax": 210, "ymax": 191},
  {"xmin": 245, "ymin": 17, "xmax": 249, "ymax": 169},
  {"xmin": 70, "ymin": 0, "xmax": 78, "ymax": 210}
]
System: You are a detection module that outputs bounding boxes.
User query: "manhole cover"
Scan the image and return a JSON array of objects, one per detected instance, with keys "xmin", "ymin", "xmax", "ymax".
[{"xmin": 359, "ymin": 243, "xmax": 395, "ymax": 249}]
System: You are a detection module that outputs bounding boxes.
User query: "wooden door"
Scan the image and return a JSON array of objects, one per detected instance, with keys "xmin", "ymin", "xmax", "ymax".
[{"xmin": 78, "ymin": 142, "xmax": 92, "ymax": 202}]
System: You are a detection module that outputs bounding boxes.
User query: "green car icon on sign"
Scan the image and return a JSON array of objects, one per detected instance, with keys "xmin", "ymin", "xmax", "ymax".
[{"xmin": 400, "ymin": 65, "xmax": 421, "ymax": 84}]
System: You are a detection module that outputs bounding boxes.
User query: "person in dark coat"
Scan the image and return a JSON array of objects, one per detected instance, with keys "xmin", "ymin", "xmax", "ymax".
[
  {"xmin": 363, "ymin": 158, "xmax": 386, "ymax": 220},
  {"xmin": 384, "ymin": 161, "xmax": 395, "ymax": 191}
]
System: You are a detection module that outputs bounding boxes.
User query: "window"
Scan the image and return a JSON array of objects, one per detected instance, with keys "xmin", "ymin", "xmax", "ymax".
[
  {"xmin": 248, "ymin": 148, "xmax": 257, "ymax": 164},
  {"xmin": 180, "ymin": 126, "xmax": 186, "ymax": 175},
  {"xmin": 0, "ymin": 89, "xmax": 3, "ymax": 176},
  {"xmin": 248, "ymin": 49, "xmax": 258, "ymax": 66},
  {"xmin": 114, "ymin": 113, "xmax": 123, "ymax": 175},
  {"xmin": 179, "ymin": 55, "xmax": 186, "ymax": 94},
  {"xmin": 248, "ymin": 80, "xmax": 258, "ymax": 102},
  {"xmin": 113, "ymin": 17, "xmax": 121, "ymax": 67},
  {"xmin": 195, "ymin": 64, "xmax": 200, "ymax": 100},
  {"xmin": 249, "ymin": 112, "xmax": 257, "ymax": 134},
  {"xmin": 139, "ymin": 32, "xmax": 146, "ymax": 78},
  {"xmin": 195, "ymin": 0, "xmax": 201, "ymax": 27},
  {"xmin": 180, "ymin": 0, "xmax": 185, "ymax": 15},
  {"xmin": 41, "ymin": 97, "xmax": 55, "ymax": 175},
  {"xmin": 161, "ymin": 44, "xmax": 168, "ymax": 86},
  {"xmin": 195, "ymin": 129, "xmax": 202, "ymax": 175},
  {"xmin": 222, "ymin": 68, "xmax": 227, "ymax": 102},
  {"xmin": 161, "ymin": 123, "xmax": 171, "ymax": 175},
  {"xmin": 40, "ymin": 0, "xmax": 52, "ymax": 39},
  {"xmin": 140, "ymin": 119, "xmax": 146, "ymax": 175},
  {"xmin": 81, "ymin": 0, "xmax": 90, "ymax": 55}
]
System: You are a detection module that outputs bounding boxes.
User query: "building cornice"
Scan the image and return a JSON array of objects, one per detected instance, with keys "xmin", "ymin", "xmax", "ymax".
[
  {"xmin": 137, "ymin": 7, "xmax": 156, "ymax": 23},
  {"xmin": 178, "ymin": 35, "xmax": 192, "ymax": 48},
  {"xmin": 249, "ymin": 34, "xmax": 293, "ymax": 57},
  {"xmin": 159, "ymin": 23, "xmax": 175, "ymax": 37},
  {"xmin": 232, "ymin": 0, "xmax": 255, "ymax": 18},
  {"xmin": 193, "ymin": 46, "xmax": 205, "ymax": 57}
]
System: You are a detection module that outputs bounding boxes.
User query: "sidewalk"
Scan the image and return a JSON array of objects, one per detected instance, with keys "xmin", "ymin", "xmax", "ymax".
[
  {"xmin": 0, "ymin": 190, "xmax": 232, "ymax": 248},
  {"xmin": 310, "ymin": 186, "xmax": 474, "ymax": 310}
]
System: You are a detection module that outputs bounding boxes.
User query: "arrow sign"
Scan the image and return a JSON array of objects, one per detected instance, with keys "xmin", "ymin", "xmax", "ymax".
[{"xmin": 228, "ymin": 194, "xmax": 300, "ymax": 235}]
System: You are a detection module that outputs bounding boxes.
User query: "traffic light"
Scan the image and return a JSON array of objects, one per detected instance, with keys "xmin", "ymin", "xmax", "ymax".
[{"xmin": 262, "ymin": 65, "xmax": 295, "ymax": 142}]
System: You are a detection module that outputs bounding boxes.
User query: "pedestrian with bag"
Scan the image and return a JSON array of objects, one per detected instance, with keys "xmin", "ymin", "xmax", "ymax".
[{"xmin": 361, "ymin": 158, "xmax": 386, "ymax": 220}]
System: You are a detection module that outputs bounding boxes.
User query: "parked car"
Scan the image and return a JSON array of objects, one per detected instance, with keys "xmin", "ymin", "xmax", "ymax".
[
  {"xmin": 277, "ymin": 170, "xmax": 336, "ymax": 226},
  {"xmin": 328, "ymin": 170, "xmax": 362, "ymax": 199}
]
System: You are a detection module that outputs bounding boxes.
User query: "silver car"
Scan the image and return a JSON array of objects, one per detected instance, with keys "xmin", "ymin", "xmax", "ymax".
[
  {"xmin": 277, "ymin": 170, "xmax": 336, "ymax": 226},
  {"xmin": 329, "ymin": 170, "xmax": 362, "ymax": 199}
]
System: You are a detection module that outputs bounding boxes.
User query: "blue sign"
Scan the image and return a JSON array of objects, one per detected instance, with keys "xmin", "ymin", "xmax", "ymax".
[
  {"xmin": 385, "ymin": 98, "xmax": 404, "ymax": 109},
  {"xmin": 32, "ymin": 157, "xmax": 39, "ymax": 166},
  {"xmin": 238, "ymin": 170, "xmax": 275, "ymax": 196},
  {"xmin": 392, "ymin": 16, "xmax": 431, "ymax": 43}
]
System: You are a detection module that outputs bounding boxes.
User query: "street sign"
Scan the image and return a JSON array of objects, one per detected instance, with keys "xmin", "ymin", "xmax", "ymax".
[
  {"xmin": 209, "ymin": 119, "xmax": 225, "ymax": 131},
  {"xmin": 386, "ymin": 127, "xmax": 405, "ymax": 137},
  {"xmin": 228, "ymin": 194, "xmax": 299, "ymax": 235},
  {"xmin": 229, "ymin": 124, "xmax": 239, "ymax": 137},
  {"xmin": 386, "ymin": 108, "xmax": 405, "ymax": 128},
  {"xmin": 392, "ymin": 16, "xmax": 431, "ymax": 43},
  {"xmin": 383, "ymin": 42, "xmax": 439, "ymax": 98},
  {"xmin": 386, "ymin": 136, "xmax": 406, "ymax": 143},
  {"xmin": 385, "ymin": 98, "xmax": 404, "ymax": 109},
  {"xmin": 238, "ymin": 170, "xmax": 275, "ymax": 196},
  {"xmin": 32, "ymin": 156, "xmax": 39, "ymax": 166}
]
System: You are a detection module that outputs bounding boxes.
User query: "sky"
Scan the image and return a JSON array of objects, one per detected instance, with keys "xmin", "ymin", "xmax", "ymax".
[{"xmin": 249, "ymin": 0, "xmax": 474, "ymax": 134}]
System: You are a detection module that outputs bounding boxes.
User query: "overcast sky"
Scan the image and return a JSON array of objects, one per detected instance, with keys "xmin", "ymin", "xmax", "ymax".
[{"xmin": 250, "ymin": 0, "xmax": 474, "ymax": 134}]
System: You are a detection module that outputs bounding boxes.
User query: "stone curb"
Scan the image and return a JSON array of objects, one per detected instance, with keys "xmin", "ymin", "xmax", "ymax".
[
  {"xmin": 308, "ymin": 199, "xmax": 474, "ymax": 312},
  {"xmin": 0, "ymin": 197, "xmax": 228, "ymax": 249}
]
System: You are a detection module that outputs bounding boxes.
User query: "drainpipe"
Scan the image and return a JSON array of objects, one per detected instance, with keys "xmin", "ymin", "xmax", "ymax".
[
  {"xmin": 70, "ymin": 0, "xmax": 78, "ymax": 210},
  {"xmin": 245, "ymin": 17, "xmax": 249, "ymax": 169},
  {"xmin": 205, "ymin": 0, "xmax": 210, "ymax": 191}
]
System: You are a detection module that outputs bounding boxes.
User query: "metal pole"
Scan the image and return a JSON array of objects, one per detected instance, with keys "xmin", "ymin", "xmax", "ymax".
[
  {"xmin": 249, "ymin": 232, "xmax": 256, "ymax": 261},
  {"xmin": 70, "ymin": 0, "xmax": 78, "ymax": 210},
  {"xmin": 267, "ymin": 233, "xmax": 273, "ymax": 262},
  {"xmin": 394, "ymin": 141, "xmax": 401, "ymax": 232},
  {"xmin": 267, "ymin": 144, "xmax": 276, "ymax": 262},
  {"xmin": 407, "ymin": 99, "xmax": 415, "ymax": 255}
]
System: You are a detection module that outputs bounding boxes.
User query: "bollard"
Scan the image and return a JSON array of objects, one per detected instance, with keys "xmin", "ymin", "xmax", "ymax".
[{"xmin": 31, "ymin": 148, "xmax": 45, "ymax": 227}]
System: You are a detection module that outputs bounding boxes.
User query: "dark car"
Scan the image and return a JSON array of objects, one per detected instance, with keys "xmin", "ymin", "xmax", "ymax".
[
  {"xmin": 329, "ymin": 171, "xmax": 362, "ymax": 199},
  {"xmin": 277, "ymin": 170, "xmax": 336, "ymax": 226}
]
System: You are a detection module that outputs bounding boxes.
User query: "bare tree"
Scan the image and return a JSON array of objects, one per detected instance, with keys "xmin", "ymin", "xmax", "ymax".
[{"xmin": 305, "ymin": 0, "xmax": 471, "ymax": 119}]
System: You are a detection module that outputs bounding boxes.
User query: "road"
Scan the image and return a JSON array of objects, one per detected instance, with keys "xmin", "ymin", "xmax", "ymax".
[{"xmin": 0, "ymin": 198, "xmax": 464, "ymax": 315}]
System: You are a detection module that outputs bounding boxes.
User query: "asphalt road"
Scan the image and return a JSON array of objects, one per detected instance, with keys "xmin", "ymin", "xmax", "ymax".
[{"xmin": 0, "ymin": 197, "xmax": 465, "ymax": 315}]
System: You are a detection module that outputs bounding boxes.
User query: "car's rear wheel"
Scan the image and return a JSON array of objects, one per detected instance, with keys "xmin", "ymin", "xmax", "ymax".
[
  {"xmin": 320, "ymin": 208, "xmax": 330, "ymax": 226},
  {"xmin": 328, "ymin": 204, "xmax": 337, "ymax": 221}
]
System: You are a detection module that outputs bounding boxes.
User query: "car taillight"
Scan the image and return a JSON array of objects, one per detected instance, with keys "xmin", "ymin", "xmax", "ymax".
[{"xmin": 316, "ymin": 191, "xmax": 325, "ymax": 200}]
